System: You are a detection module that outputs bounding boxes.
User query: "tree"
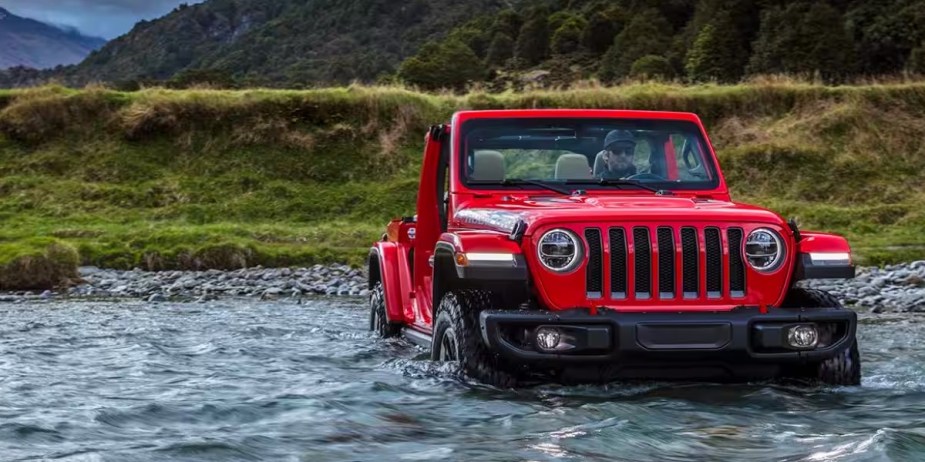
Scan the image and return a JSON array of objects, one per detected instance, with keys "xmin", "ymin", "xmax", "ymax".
[
  {"xmin": 515, "ymin": 16, "xmax": 550, "ymax": 66},
  {"xmin": 679, "ymin": 0, "xmax": 760, "ymax": 58},
  {"xmin": 684, "ymin": 11, "xmax": 747, "ymax": 82},
  {"xmin": 908, "ymin": 42, "xmax": 925, "ymax": 74},
  {"xmin": 599, "ymin": 9, "xmax": 674, "ymax": 81},
  {"xmin": 168, "ymin": 68, "xmax": 237, "ymax": 88},
  {"xmin": 486, "ymin": 33, "xmax": 515, "ymax": 67},
  {"xmin": 450, "ymin": 16, "xmax": 495, "ymax": 59},
  {"xmin": 548, "ymin": 11, "xmax": 578, "ymax": 33},
  {"xmin": 630, "ymin": 55, "xmax": 675, "ymax": 80},
  {"xmin": 582, "ymin": 12, "xmax": 615, "ymax": 54},
  {"xmin": 582, "ymin": 6, "xmax": 626, "ymax": 54},
  {"xmin": 397, "ymin": 39, "xmax": 485, "ymax": 91},
  {"xmin": 747, "ymin": 2, "xmax": 855, "ymax": 81},
  {"xmin": 551, "ymin": 17, "xmax": 588, "ymax": 55},
  {"xmin": 849, "ymin": 1, "xmax": 925, "ymax": 75},
  {"xmin": 491, "ymin": 9, "xmax": 523, "ymax": 41}
]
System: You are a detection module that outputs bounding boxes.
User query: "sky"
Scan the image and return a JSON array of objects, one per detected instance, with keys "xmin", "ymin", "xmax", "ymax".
[{"xmin": 0, "ymin": 0, "xmax": 203, "ymax": 39}]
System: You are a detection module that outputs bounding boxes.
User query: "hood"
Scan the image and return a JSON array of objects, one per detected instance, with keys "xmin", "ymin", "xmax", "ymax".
[{"xmin": 452, "ymin": 194, "xmax": 786, "ymax": 234}]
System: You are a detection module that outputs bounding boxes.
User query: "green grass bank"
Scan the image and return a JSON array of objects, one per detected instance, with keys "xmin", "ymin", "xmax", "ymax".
[{"xmin": 1, "ymin": 82, "xmax": 924, "ymax": 289}]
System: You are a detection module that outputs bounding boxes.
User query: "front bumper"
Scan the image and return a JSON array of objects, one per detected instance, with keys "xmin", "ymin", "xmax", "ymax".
[{"xmin": 480, "ymin": 306, "xmax": 856, "ymax": 367}]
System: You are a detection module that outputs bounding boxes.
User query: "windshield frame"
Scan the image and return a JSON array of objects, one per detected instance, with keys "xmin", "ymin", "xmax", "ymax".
[{"xmin": 457, "ymin": 116, "xmax": 722, "ymax": 192}]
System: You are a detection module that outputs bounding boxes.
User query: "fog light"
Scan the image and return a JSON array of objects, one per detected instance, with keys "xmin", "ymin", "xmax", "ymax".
[
  {"xmin": 787, "ymin": 324, "xmax": 819, "ymax": 349},
  {"xmin": 535, "ymin": 327, "xmax": 562, "ymax": 351}
]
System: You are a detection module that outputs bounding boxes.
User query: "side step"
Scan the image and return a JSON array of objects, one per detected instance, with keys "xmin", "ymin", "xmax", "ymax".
[{"xmin": 402, "ymin": 328, "xmax": 432, "ymax": 349}]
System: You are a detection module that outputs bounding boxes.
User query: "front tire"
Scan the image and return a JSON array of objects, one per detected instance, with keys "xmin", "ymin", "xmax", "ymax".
[
  {"xmin": 369, "ymin": 282, "xmax": 400, "ymax": 338},
  {"xmin": 781, "ymin": 288, "xmax": 861, "ymax": 385},
  {"xmin": 431, "ymin": 290, "xmax": 517, "ymax": 388}
]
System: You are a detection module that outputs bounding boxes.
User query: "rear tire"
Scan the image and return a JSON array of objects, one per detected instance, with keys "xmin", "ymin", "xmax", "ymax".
[
  {"xmin": 781, "ymin": 288, "xmax": 861, "ymax": 385},
  {"xmin": 369, "ymin": 282, "xmax": 400, "ymax": 338},
  {"xmin": 431, "ymin": 290, "xmax": 517, "ymax": 388}
]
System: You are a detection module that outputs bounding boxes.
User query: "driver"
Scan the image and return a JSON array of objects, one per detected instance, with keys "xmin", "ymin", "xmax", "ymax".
[{"xmin": 597, "ymin": 129, "xmax": 637, "ymax": 179}]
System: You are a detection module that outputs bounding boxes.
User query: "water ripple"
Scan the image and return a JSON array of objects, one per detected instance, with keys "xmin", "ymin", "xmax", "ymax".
[{"xmin": 0, "ymin": 300, "xmax": 923, "ymax": 460}]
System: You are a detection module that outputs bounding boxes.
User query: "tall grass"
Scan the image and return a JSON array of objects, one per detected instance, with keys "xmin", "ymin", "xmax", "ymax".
[{"xmin": 1, "ymin": 82, "xmax": 924, "ymax": 288}]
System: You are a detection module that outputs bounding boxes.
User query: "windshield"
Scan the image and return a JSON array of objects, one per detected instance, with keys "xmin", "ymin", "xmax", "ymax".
[{"xmin": 460, "ymin": 117, "xmax": 718, "ymax": 191}]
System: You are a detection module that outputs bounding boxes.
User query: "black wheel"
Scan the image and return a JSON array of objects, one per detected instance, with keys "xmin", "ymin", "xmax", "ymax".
[
  {"xmin": 781, "ymin": 288, "xmax": 861, "ymax": 385},
  {"xmin": 369, "ymin": 282, "xmax": 400, "ymax": 338},
  {"xmin": 431, "ymin": 290, "xmax": 518, "ymax": 388}
]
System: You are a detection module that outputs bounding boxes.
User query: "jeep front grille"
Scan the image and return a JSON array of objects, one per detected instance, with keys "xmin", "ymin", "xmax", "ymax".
[
  {"xmin": 590, "ymin": 225, "xmax": 747, "ymax": 302},
  {"xmin": 656, "ymin": 227, "xmax": 675, "ymax": 299},
  {"xmin": 705, "ymin": 228, "xmax": 722, "ymax": 297},
  {"xmin": 584, "ymin": 228, "xmax": 603, "ymax": 298},
  {"xmin": 680, "ymin": 227, "xmax": 699, "ymax": 298},
  {"xmin": 608, "ymin": 228, "xmax": 627, "ymax": 299},
  {"xmin": 728, "ymin": 228, "xmax": 746, "ymax": 297},
  {"xmin": 632, "ymin": 227, "xmax": 651, "ymax": 300}
]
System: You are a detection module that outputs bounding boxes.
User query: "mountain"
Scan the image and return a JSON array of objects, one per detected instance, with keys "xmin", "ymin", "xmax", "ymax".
[
  {"xmin": 0, "ymin": 7, "xmax": 106, "ymax": 69},
  {"xmin": 15, "ymin": 0, "xmax": 922, "ymax": 89},
  {"xmin": 65, "ymin": 0, "xmax": 502, "ymax": 87}
]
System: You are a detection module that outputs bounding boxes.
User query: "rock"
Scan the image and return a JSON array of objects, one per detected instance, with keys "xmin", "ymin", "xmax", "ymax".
[
  {"xmin": 147, "ymin": 293, "xmax": 168, "ymax": 303},
  {"xmin": 260, "ymin": 288, "xmax": 282, "ymax": 300}
]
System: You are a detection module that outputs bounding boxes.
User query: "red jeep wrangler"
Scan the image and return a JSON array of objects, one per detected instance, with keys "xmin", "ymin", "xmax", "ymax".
[{"xmin": 368, "ymin": 110, "xmax": 860, "ymax": 387}]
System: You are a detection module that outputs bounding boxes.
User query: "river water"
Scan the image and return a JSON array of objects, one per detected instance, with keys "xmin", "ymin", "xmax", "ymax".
[{"xmin": 0, "ymin": 298, "xmax": 923, "ymax": 461}]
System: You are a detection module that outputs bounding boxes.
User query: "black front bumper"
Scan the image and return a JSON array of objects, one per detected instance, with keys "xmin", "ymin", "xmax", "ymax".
[{"xmin": 480, "ymin": 307, "xmax": 856, "ymax": 368}]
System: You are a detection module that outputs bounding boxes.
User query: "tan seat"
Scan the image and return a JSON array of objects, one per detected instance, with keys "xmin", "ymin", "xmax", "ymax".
[
  {"xmin": 472, "ymin": 150, "xmax": 505, "ymax": 181},
  {"xmin": 555, "ymin": 153, "xmax": 592, "ymax": 179}
]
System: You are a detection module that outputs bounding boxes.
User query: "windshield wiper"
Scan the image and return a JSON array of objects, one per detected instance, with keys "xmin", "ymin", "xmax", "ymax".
[
  {"xmin": 468, "ymin": 178, "xmax": 572, "ymax": 195},
  {"xmin": 565, "ymin": 178, "xmax": 674, "ymax": 195}
]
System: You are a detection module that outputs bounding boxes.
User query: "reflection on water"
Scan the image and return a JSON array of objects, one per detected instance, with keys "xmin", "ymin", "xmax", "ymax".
[{"xmin": 0, "ymin": 299, "xmax": 922, "ymax": 461}]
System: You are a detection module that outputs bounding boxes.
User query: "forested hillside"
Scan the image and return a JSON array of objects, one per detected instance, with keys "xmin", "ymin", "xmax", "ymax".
[
  {"xmin": 398, "ymin": 0, "xmax": 925, "ymax": 89},
  {"xmin": 4, "ymin": 0, "xmax": 500, "ymax": 88},
  {"xmin": 2, "ymin": 0, "xmax": 923, "ymax": 89}
]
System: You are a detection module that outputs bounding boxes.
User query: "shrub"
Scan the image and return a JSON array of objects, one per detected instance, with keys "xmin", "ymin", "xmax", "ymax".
[{"xmin": 630, "ymin": 55, "xmax": 675, "ymax": 80}]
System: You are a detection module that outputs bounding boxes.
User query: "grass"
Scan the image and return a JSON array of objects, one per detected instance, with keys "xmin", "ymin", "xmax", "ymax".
[
  {"xmin": 1, "ymin": 81, "xmax": 924, "ymax": 288},
  {"xmin": 0, "ymin": 238, "xmax": 79, "ymax": 290}
]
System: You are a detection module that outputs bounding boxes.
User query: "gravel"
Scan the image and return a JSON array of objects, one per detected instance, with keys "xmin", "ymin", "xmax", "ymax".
[
  {"xmin": 799, "ymin": 260, "xmax": 925, "ymax": 313},
  {"xmin": 0, "ymin": 264, "xmax": 369, "ymax": 304},
  {"xmin": 1, "ymin": 261, "xmax": 924, "ymax": 313}
]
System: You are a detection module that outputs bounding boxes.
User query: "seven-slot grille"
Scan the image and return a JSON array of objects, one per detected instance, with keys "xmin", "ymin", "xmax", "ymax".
[{"xmin": 581, "ymin": 226, "xmax": 748, "ymax": 301}]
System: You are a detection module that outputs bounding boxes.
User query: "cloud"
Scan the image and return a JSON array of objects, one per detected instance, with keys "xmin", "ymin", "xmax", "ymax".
[{"xmin": 0, "ymin": 0, "xmax": 203, "ymax": 39}]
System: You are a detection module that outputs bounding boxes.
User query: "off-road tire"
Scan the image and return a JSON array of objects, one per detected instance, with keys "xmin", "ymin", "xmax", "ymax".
[
  {"xmin": 369, "ymin": 282, "xmax": 400, "ymax": 338},
  {"xmin": 431, "ymin": 290, "xmax": 518, "ymax": 388},
  {"xmin": 781, "ymin": 288, "xmax": 861, "ymax": 385}
]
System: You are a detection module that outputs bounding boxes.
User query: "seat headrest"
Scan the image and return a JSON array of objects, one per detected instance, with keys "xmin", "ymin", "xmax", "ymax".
[
  {"xmin": 555, "ymin": 153, "xmax": 592, "ymax": 179},
  {"xmin": 472, "ymin": 150, "xmax": 505, "ymax": 181}
]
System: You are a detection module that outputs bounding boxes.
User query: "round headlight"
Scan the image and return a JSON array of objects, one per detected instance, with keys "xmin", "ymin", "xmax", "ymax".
[
  {"xmin": 745, "ymin": 228, "xmax": 784, "ymax": 272},
  {"xmin": 537, "ymin": 229, "xmax": 582, "ymax": 272}
]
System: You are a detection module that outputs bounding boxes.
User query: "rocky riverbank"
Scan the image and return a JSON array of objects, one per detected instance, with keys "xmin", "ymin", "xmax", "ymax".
[
  {"xmin": 0, "ymin": 264, "xmax": 369, "ymax": 304},
  {"xmin": 800, "ymin": 261, "xmax": 925, "ymax": 313},
  {"xmin": 1, "ymin": 261, "xmax": 923, "ymax": 312}
]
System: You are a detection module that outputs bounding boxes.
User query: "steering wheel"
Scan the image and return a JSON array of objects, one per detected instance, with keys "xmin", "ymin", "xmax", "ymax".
[{"xmin": 625, "ymin": 172, "xmax": 666, "ymax": 181}]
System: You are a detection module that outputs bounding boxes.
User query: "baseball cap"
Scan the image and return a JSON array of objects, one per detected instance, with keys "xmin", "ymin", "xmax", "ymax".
[{"xmin": 603, "ymin": 130, "xmax": 635, "ymax": 150}]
